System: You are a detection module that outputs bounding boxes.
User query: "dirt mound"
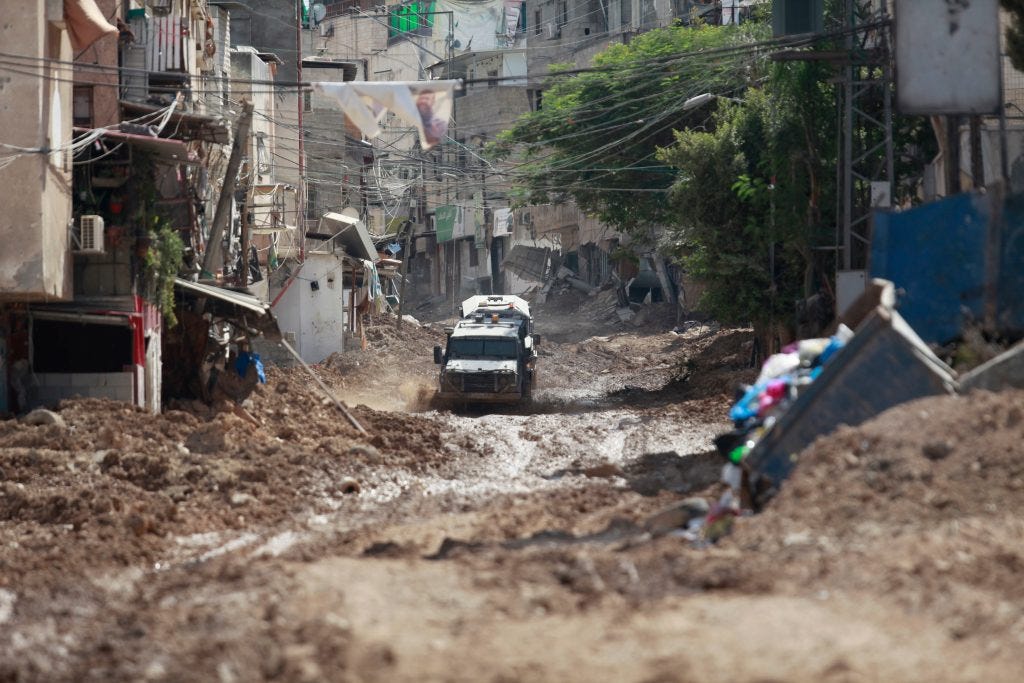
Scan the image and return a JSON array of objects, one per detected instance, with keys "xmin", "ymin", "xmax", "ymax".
[
  {"xmin": 320, "ymin": 316, "xmax": 445, "ymax": 410},
  {"xmin": 711, "ymin": 388, "xmax": 1024, "ymax": 644},
  {"xmin": 0, "ymin": 363, "xmax": 458, "ymax": 589},
  {"xmin": 752, "ymin": 389, "xmax": 1024, "ymax": 534}
]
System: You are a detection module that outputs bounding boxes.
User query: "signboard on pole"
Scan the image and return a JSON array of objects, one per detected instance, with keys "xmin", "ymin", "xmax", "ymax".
[
  {"xmin": 895, "ymin": 0, "xmax": 1000, "ymax": 114},
  {"xmin": 492, "ymin": 207, "xmax": 512, "ymax": 237},
  {"xmin": 435, "ymin": 205, "xmax": 457, "ymax": 242}
]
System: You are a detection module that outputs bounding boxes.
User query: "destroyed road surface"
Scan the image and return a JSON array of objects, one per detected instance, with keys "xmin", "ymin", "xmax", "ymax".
[{"xmin": 2, "ymin": 304, "xmax": 1024, "ymax": 682}]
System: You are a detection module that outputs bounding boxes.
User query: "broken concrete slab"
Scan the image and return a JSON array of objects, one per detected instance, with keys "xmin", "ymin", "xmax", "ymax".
[{"xmin": 959, "ymin": 340, "xmax": 1024, "ymax": 393}]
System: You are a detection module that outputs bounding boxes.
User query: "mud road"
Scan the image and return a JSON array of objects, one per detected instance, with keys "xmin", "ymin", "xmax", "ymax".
[{"xmin": 2, "ymin": 315, "xmax": 1023, "ymax": 682}]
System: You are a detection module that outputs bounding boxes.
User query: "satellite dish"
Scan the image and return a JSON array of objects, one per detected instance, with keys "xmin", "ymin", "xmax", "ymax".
[{"xmin": 312, "ymin": 3, "xmax": 327, "ymax": 24}]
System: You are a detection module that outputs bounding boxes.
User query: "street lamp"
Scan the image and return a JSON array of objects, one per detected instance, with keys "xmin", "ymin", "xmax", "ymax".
[{"xmin": 682, "ymin": 92, "xmax": 744, "ymax": 111}]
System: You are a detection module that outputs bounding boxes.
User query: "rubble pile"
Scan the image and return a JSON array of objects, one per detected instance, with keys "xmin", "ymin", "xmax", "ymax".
[
  {"xmin": 744, "ymin": 389, "xmax": 1024, "ymax": 536},
  {"xmin": 531, "ymin": 287, "xmax": 679, "ymax": 343},
  {"xmin": 0, "ymin": 371, "xmax": 455, "ymax": 588},
  {"xmin": 717, "ymin": 389, "xmax": 1024, "ymax": 642}
]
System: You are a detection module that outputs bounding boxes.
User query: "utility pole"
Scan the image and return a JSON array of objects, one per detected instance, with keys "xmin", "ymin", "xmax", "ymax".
[
  {"xmin": 395, "ymin": 221, "xmax": 414, "ymax": 329},
  {"xmin": 296, "ymin": 0, "xmax": 306, "ymax": 261},
  {"xmin": 203, "ymin": 101, "xmax": 254, "ymax": 279},
  {"xmin": 969, "ymin": 115, "xmax": 984, "ymax": 189},
  {"xmin": 946, "ymin": 115, "xmax": 962, "ymax": 195},
  {"xmin": 238, "ymin": 171, "xmax": 255, "ymax": 287}
]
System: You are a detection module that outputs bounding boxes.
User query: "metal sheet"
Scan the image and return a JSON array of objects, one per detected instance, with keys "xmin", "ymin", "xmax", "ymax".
[
  {"xmin": 173, "ymin": 278, "xmax": 269, "ymax": 315},
  {"xmin": 321, "ymin": 213, "xmax": 376, "ymax": 260},
  {"xmin": 501, "ymin": 245, "xmax": 550, "ymax": 282},
  {"xmin": 870, "ymin": 192, "xmax": 989, "ymax": 344},
  {"xmin": 895, "ymin": 0, "xmax": 1000, "ymax": 114},
  {"xmin": 871, "ymin": 189, "xmax": 1024, "ymax": 343}
]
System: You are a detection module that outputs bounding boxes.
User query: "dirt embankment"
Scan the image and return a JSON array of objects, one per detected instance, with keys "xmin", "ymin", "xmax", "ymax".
[
  {"xmin": 0, "ymin": 356, "xmax": 459, "ymax": 592},
  {"xmin": 3, "ymin": 305, "xmax": 1023, "ymax": 681}
]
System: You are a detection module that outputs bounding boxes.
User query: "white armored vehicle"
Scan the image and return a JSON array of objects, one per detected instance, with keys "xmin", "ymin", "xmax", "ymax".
[{"xmin": 433, "ymin": 295, "xmax": 540, "ymax": 404}]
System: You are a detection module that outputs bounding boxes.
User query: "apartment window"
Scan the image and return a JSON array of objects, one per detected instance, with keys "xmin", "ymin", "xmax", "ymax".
[
  {"xmin": 559, "ymin": 2, "xmax": 568, "ymax": 27},
  {"xmin": 303, "ymin": 90, "xmax": 312, "ymax": 112},
  {"xmin": 256, "ymin": 134, "xmax": 271, "ymax": 175},
  {"xmin": 73, "ymin": 86, "xmax": 93, "ymax": 127},
  {"xmin": 305, "ymin": 182, "xmax": 319, "ymax": 219},
  {"xmin": 529, "ymin": 89, "xmax": 543, "ymax": 111},
  {"xmin": 469, "ymin": 245, "xmax": 479, "ymax": 267},
  {"xmin": 534, "ymin": 10, "xmax": 541, "ymax": 35},
  {"xmin": 621, "ymin": 0, "xmax": 632, "ymax": 27}
]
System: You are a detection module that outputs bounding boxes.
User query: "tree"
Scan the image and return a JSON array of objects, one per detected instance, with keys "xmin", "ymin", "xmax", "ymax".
[
  {"xmin": 492, "ymin": 22, "xmax": 770, "ymax": 236},
  {"xmin": 1003, "ymin": 0, "xmax": 1024, "ymax": 72},
  {"xmin": 657, "ymin": 59, "xmax": 838, "ymax": 342}
]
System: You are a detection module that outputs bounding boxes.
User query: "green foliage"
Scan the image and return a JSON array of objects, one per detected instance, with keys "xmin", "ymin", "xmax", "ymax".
[
  {"xmin": 658, "ymin": 59, "xmax": 838, "ymax": 328},
  {"xmin": 1003, "ymin": 1, "xmax": 1024, "ymax": 72},
  {"xmin": 492, "ymin": 22, "xmax": 770, "ymax": 234},
  {"xmin": 143, "ymin": 219, "xmax": 185, "ymax": 328}
]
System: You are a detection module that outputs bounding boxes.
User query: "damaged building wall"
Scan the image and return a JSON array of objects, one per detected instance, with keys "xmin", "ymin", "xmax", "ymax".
[
  {"xmin": 271, "ymin": 253, "xmax": 347, "ymax": 364},
  {"xmin": 72, "ymin": 0, "xmax": 120, "ymax": 129},
  {"xmin": 0, "ymin": 0, "xmax": 74, "ymax": 302}
]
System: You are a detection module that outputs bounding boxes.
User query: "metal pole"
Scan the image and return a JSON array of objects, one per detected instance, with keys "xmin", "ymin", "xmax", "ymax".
[
  {"xmin": 970, "ymin": 115, "xmax": 984, "ymax": 188},
  {"xmin": 203, "ymin": 101, "xmax": 254, "ymax": 278},
  {"xmin": 278, "ymin": 338, "xmax": 366, "ymax": 434},
  {"xmin": 395, "ymin": 221, "xmax": 414, "ymax": 328},
  {"xmin": 297, "ymin": 0, "xmax": 306, "ymax": 261},
  {"xmin": 841, "ymin": 0, "xmax": 853, "ymax": 271},
  {"xmin": 946, "ymin": 115, "xmax": 962, "ymax": 195},
  {"xmin": 999, "ymin": 48, "xmax": 1011, "ymax": 185},
  {"xmin": 239, "ymin": 168, "xmax": 253, "ymax": 286}
]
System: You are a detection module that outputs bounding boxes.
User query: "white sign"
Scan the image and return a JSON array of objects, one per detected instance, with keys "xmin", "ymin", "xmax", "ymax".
[
  {"xmin": 492, "ymin": 207, "xmax": 512, "ymax": 237},
  {"xmin": 895, "ymin": 0, "xmax": 1000, "ymax": 114}
]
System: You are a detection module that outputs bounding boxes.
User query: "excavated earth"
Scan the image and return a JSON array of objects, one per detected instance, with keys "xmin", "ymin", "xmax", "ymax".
[{"xmin": 2, "ymin": 301, "xmax": 1023, "ymax": 682}]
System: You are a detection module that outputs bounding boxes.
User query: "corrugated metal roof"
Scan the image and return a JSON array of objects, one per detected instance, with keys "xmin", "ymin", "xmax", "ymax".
[{"xmin": 173, "ymin": 279, "xmax": 269, "ymax": 316}]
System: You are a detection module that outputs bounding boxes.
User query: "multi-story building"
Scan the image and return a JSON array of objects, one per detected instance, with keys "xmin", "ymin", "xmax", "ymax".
[{"xmin": 1, "ymin": 0, "xmax": 282, "ymax": 415}]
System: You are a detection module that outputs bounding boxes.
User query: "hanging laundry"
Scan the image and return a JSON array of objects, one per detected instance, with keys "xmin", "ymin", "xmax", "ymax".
[
  {"xmin": 312, "ymin": 80, "xmax": 459, "ymax": 150},
  {"xmin": 361, "ymin": 259, "xmax": 387, "ymax": 314}
]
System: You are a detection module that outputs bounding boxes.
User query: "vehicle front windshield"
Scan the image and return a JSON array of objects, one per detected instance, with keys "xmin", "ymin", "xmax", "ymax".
[{"xmin": 448, "ymin": 337, "xmax": 518, "ymax": 360}]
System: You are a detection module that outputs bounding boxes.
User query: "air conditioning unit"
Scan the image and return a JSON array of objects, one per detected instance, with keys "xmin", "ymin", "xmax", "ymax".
[
  {"xmin": 77, "ymin": 215, "xmax": 105, "ymax": 254},
  {"xmin": 546, "ymin": 22, "xmax": 560, "ymax": 40}
]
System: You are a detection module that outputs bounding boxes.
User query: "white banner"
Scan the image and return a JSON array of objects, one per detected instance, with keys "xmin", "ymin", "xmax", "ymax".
[
  {"xmin": 312, "ymin": 80, "xmax": 459, "ymax": 150},
  {"xmin": 492, "ymin": 207, "xmax": 512, "ymax": 237},
  {"xmin": 503, "ymin": 1, "xmax": 523, "ymax": 40}
]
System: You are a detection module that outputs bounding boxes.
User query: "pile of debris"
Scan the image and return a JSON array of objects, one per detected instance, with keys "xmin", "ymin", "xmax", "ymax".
[{"xmin": 656, "ymin": 278, "xmax": 1024, "ymax": 546}]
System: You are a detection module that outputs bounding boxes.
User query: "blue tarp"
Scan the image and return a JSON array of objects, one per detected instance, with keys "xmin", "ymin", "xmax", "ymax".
[{"xmin": 870, "ymin": 190, "xmax": 1024, "ymax": 344}]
